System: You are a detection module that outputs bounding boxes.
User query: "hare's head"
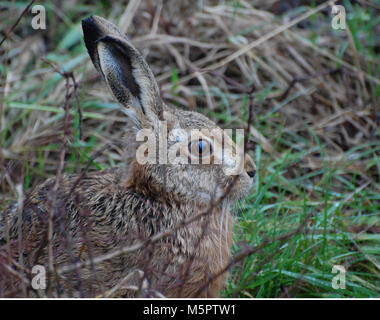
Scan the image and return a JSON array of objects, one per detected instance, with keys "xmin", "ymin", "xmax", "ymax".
[{"xmin": 82, "ymin": 16, "xmax": 256, "ymax": 206}]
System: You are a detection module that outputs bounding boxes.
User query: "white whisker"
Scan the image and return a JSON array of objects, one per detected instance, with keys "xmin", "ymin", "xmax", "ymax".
[
  {"xmin": 219, "ymin": 206, "xmax": 225, "ymax": 268},
  {"xmin": 225, "ymin": 208, "xmax": 229, "ymax": 254}
]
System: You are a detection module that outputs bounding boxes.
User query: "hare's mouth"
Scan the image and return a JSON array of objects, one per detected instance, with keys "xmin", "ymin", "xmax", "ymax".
[{"xmin": 224, "ymin": 173, "xmax": 254, "ymax": 201}]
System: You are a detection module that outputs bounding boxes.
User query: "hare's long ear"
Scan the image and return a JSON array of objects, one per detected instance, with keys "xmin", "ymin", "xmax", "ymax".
[{"xmin": 82, "ymin": 15, "xmax": 161, "ymax": 124}]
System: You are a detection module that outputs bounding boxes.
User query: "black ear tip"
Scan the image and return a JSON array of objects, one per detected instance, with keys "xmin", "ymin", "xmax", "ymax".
[
  {"xmin": 82, "ymin": 16, "xmax": 105, "ymax": 57},
  {"xmin": 82, "ymin": 15, "xmax": 100, "ymax": 33},
  {"xmin": 82, "ymin": 15, "xmax": 99, "ymax": 39},
  {"xmin": 82, "ymin": 16, "xmax": 93, "ymax": 28}
]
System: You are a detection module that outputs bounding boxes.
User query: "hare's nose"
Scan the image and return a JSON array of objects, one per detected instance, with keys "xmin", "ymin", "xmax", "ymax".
[
  {"xmin": 244, "ymin": 154, "xmax": 256, "ymax": 178},
  {"xmin": 247, "ymin": 170, "xmax": 256, "ymax": 178}
]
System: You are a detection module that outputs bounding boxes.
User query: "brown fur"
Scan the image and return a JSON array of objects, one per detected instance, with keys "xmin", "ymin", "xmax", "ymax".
[{"xmin": 0, "ymin": 16, "xmax": 256, "ymax": 298}]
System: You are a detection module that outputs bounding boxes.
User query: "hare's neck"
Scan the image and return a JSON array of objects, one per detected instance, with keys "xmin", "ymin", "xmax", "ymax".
[
  {"xmin": 127, "ymin": 189, "xmax": 233, "ymax": 252},
  {"xmin": 173, "ymin": 203, "xmax": 234, "ymax": 282},
  {"xmin": 169, "ymin": 201, "xmax": 234, "ymax": 268},
  {"xmin": 119, "ymin": 181, "xmax": 234, "ymax": 264},
  {"xmin": 183, "ymin": 205, "xmax": 233, "ymax": 253}
]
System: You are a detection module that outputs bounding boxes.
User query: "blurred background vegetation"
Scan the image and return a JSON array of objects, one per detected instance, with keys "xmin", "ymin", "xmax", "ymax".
[{"xmin": 0, "ymin": 0, "xmax": 379, "ymax": 297}]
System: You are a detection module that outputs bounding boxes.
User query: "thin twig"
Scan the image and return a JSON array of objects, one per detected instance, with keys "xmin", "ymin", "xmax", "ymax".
[{"xmin": 0, "ymin": 0, "xmax": 36, "ymax": 47}]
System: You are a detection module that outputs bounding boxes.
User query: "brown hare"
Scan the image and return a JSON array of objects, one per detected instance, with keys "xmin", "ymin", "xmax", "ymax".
[{"xmin": 0, "ymin": 15, "xmax": 256, "ymax": 298}]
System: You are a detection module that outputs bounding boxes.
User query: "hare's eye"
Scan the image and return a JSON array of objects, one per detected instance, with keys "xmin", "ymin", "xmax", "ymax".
[{"xmin": 189, "ymin": 139, "xmax": 212, "ymax": 158}]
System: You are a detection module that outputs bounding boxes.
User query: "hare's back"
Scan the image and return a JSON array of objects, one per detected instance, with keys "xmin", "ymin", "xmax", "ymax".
[{"xmin": 0, "ymin": 167, "xmax": 126, "ymax": 244}]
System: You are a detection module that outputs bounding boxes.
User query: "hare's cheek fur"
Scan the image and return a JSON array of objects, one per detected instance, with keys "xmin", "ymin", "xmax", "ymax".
[{"xmin": 135, "ymin": 162, "xmax": 253, "ymax": 205}]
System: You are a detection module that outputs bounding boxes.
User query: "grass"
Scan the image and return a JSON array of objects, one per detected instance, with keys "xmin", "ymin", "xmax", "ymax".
[
  {"xmin": 227, "ymin": 140, "xmax": 380, "ymax": 297},
  {"xmin": 1, "ymin": 0, "xmax": 379, "ymax": 297}
]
